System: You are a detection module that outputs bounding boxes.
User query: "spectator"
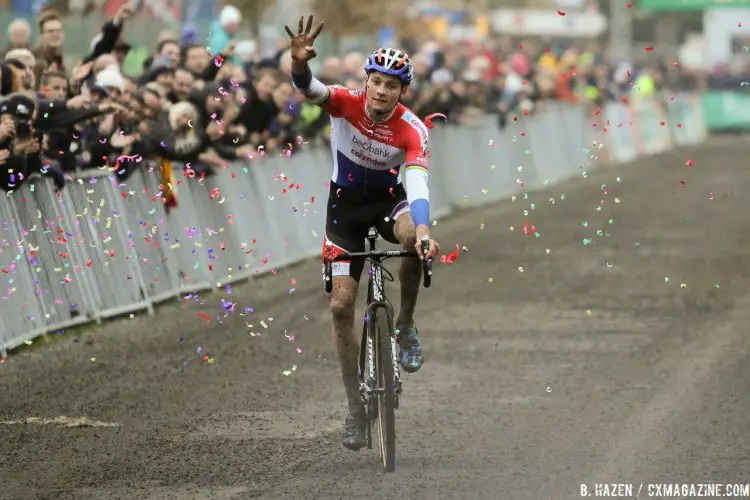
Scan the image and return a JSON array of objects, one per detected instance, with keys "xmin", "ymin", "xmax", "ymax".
[
  {"xmin": 234, "ymin": 40, "xmax": 258, "ymax": 78},
  {"xmin": 237, "ymin": 68, "xmax": 280, "ymax": 148},
  {"xmin": 320, "ymin": 56, "xmax": 343, "ymax": 85},
  {"xmin": 209, "ymin": 5, "xmax": 242, "ymax": 65},
  {"xmin": 182, "ymin": 43, "xmax": 228, "ymax": 85},
  {"xmin": 180, "ymin": 24, "xmax": 199, "ymax": 49},
  {"xmin": 278, "ymin": 49, "xmax": 293, "ymax": 76},
  {"xmin": 183, "ymin": 44, "xmax": 211, "ymax": 77},
  {"xmin": 156, "ymin": 39, "xmax": 181, "ymax": 67},
  {"xmin": 417, "ymin": 68, "xmax": 460, "ymax": 119},
  {"xmin": 38, "ymin": 71, "xmax": 78, "ymax": 173},
  {"xmin": 266, "ymin": 81, "xmax": 296, "ymax": 149},
  {"xmin": 295, "ymin": 89, "xmax": 329, "ymax": 146},
  {"xmin": 342, "ymin": 52, "xmax": 365, "ymax": 80},
  {"xmin": 32, "ymin": 10, "xmax": 65, "ymax": 86},
  {"xmin": 143, "ymin": 56, "xmax": 176, "ymax": 90},
  {"xmin": 2, "ymin": 20, "xmax": 31, "ymax": 58},
  {"xmin": 0, "ymin": 60, "xmax": 32, "ymax": 96},
  {"xmin": 38, "ymin": 71, "xmax": 67, "ymax": 101},
  {"xmin": 169, "ymin": 68, "xmax": 194, "ymax": 104},
  {"xmin": 86, "ymin": 1, "xmax": 137, "ymax": 66},
  {"xmin": 167, "ymin": 100, "xmax": 204, "ymax": 162},
  {"xmin": 90, "ymin": 34, "xmax": 133, "ymax": 68},
  {"xmin": 5, "ymin": 49, "xmax": 36, "ymax": 90},
  {"xmin": 0, "ymin": 93, "xmax": 41, "ymax": 191}
]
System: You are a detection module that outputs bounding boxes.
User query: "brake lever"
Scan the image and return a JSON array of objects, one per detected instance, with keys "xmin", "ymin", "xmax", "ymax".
[{"xmin": 421, "ymin": 237, "xmax": 432, "ymax": 288}]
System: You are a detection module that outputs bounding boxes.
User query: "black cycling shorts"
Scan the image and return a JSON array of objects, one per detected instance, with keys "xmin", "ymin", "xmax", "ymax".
[{"xmin": 322, "ymin": 181, "xmax": 410, "ymax": 281}]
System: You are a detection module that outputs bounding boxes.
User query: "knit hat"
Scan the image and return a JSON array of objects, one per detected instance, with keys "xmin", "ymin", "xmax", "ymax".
[
  {"xmin": 95, "ymin": 66, "xmax": 125, "ymax": 93},
  {"xmin": 181, "ymin": 24, "xmax": 198, "ymax": 47},
  {"xmin": 219, "ymin": 5, "xmax": 241, "ymax": 27}
]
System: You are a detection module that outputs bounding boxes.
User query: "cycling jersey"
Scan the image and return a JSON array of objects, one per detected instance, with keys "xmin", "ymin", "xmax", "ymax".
[
  {"xmin": 292, "ymin": 71, "xmax": 430, "ymax": 228},
  {"xmin": 322, "ymin": 86, "xmax": 429, "ymax": 189}
]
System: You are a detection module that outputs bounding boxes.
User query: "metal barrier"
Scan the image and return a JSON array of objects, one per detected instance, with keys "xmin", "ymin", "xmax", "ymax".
[{"xmin": 0, "ymin": 95, "xmax": 707, "ymax": 356}]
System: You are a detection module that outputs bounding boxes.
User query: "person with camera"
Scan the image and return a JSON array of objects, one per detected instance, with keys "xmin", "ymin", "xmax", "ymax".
[
  {"xmin": 0, "ymin": 93, "xmax": 45, "ymax": 191},
  {"xmin": 0, "ymin": 88, "xmax": 125, "ymax": 191}
]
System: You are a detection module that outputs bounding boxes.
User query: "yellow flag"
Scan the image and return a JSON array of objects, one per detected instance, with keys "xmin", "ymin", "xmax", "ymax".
[
  {"xmin": 476, "ymin": 15, "xmax": 489, "ymax": 37},
  {"xmin": 160, "ymin": 158, "xmax": 178, "ymax": 212}
]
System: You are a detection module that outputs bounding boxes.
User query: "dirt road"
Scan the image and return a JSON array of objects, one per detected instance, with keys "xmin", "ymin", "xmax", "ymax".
[{"xmin": 2, "ymin": 137, "xmax": 749, "ymax": 499}]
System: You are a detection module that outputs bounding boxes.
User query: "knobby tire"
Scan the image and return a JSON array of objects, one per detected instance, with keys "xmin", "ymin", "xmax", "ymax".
[{"xmin": 373, "ymin": 307, "xmax": 396, "ymax": 472}]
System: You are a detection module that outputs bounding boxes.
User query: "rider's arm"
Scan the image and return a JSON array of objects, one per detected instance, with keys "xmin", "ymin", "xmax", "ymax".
[
  {"xmin": 290, "ymin": 61, "xmax": 357, "ymax": 116},
  {"xmin": 290, "ymin": 62, "xmax": 328, "ymax": 104},
  {"xmin": 403, "ymin": 124, "xmax": 430, "ymax": 233}
]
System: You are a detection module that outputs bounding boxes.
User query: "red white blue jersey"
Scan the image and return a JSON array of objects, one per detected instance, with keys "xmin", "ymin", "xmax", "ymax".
[{"xmin": 321, "ymin": 86, "xmax": 430, "ymax": 188}]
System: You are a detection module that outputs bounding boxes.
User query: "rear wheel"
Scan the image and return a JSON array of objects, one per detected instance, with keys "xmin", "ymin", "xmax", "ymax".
[{"xmin": 373, "ymin": 307, "xmax": 396, "ymax": 472}]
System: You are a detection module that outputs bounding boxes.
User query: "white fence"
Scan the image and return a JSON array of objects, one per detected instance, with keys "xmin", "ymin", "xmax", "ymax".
[{"xmin": 0, "ymin": 96, "xmax": 707, "ymax": 355}]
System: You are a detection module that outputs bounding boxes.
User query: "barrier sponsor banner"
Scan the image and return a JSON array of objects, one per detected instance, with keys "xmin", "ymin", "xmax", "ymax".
[
  {"xmin": 639, "ymin": 0, "xmax": 750, "ymax": 10},
  {"xmin": 0, "ymin": 95, "xmax": 707, "ymax": 355},
  {"xmin": 700, "ymin": 91, "xmax": 750, "ymax": 131}
]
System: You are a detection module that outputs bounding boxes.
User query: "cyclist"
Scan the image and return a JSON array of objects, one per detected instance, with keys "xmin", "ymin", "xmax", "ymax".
[{"xmin": 284, "ymin": 15, "xmax": 440, "ymax": 451}]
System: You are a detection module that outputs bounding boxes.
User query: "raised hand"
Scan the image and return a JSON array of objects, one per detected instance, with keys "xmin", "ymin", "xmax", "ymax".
[
  {"xmin": 284, "ymin": 15, "xmax": 324, "ymax": 62},
  {"xmin": 115, "ymin": 0, "xmax": 137, "ymax": 22}
]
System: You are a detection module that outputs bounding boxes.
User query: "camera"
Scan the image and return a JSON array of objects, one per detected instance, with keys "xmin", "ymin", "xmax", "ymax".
[
  {"xmin": 0, "ymin": 94, "xmax": 36, "ymax": 140},
  {"xmin": 14, "ymin": 115, "xmax": 32, "ymax": 139}
]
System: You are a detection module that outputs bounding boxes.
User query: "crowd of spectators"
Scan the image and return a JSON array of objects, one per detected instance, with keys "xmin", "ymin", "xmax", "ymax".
[{"xmin": 0, "ymin": 3, "xmax": 716, "ymax": 196}]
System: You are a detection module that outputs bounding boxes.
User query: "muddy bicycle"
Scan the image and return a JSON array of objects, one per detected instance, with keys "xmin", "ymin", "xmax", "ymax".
[{"xmin": 324, "ymin": 226, "xmax": 433, "ymax": 472}]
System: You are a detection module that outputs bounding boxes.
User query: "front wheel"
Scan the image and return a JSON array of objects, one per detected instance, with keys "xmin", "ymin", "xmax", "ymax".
[{"xmin": 372, "ymin": 307, "xmax": 396, "ymax": 472}]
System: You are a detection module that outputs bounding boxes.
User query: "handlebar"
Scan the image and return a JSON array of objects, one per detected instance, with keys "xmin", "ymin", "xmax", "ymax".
[{"xmin": 324, "ymin": 244, "xmax": 433, "ymax": 294}]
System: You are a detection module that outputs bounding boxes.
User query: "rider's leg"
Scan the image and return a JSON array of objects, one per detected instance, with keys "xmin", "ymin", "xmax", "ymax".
[
  {"xmin": 327, "ymin": 275, "xmax": 362, "ymax": 417},
  {"xmin": 393, "ymin": 213, "xmax": 421, "ymax": 331},
  {"xmin": 323, "ymin": 182, "xmax": 369, "ymax": 450},
  {"xmin": 392, "ymin": 213, "xmax": 425, "ymax": 373},
  {"xmin": 327, "ymin": 273, "xmax": 367, "ymax": 451}
]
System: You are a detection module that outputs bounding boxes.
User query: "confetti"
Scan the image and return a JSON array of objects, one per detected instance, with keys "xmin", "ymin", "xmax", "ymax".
[
  {"xmin": 282, "ymin": 364, "xmax": 298, "ymax": 376},
  {"xmin": 440, "ymin": 244, "xmax": 459, "ymax": 264},
  {"xmin": 424, "ymin": 113, "xmax": 447, "ymax": 129}
]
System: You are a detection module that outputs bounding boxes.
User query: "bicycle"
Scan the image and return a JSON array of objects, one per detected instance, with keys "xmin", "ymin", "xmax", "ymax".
[{"xmin": 324, "ymin": 226, "xmax": 433, "ymax": 472}]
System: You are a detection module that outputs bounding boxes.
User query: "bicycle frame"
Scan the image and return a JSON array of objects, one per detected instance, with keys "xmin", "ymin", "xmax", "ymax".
[
  {"xmin": 323, "ymin": 227, "xmax": 432, "ymax": 418},
  {"xmin": 360, "ymin": 228, "xmax": 402, "ymax": 411}
]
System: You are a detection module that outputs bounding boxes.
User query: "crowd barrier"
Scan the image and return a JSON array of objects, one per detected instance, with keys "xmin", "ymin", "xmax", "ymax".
[
  {"xmin": 699, "ymin": 91, "xmax": 750, "ymax": 132},
  {"xmin": 0, "ymin": 93, "xmax": 707, "ymax": 356}
]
